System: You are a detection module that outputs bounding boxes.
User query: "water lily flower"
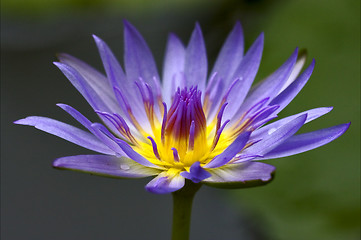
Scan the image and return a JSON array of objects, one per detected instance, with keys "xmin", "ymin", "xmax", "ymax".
[{"xmin": 15, "ymin": 21, "xmax": 349, "ymax": 195}]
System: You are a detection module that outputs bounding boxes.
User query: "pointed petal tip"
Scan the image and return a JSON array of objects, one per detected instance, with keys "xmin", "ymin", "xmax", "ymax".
[
  {"xmin": 92, "ymin": 34, "xmax": 101, "ymax": 42},
  {"xmin": 53, "ymin": 61, "xmax": 67, "ymax": 69},
  {"xmin": 123, "ymin": 19, "xmax": 136, "ymax": 32},
  {"xmin": 56, "ymin": 103, "xmax": 66, "ymax": 108},
  {"xmin": 250, "ymin": 32, "xmax": 264, "ymax": 51},
  {"xmin": 192, "ymin": 22, "xmax": 203, "ymax": 38},
  {"xmin": 13, "ymin": 118, "xmax": 27, "ymax": 125},
  {"xmin": 122, "ymin": 19, "xmax": 130, "ymax": 26},
  {"xmin": 343, "ymin": 122, "xmax": 351, "ymax": 131},
  {"xmin": 320, "ymin": 106, "xmax": 334, "ymax": 115},
  {"xmin": 52, "ymin": 158, "xmax": 63, "ymax": 168}
]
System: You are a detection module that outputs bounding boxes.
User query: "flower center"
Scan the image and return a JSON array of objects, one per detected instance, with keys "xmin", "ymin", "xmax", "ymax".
[{"xmin": 133, "ymin": 86, "xmax": 230, "ymax": 170}]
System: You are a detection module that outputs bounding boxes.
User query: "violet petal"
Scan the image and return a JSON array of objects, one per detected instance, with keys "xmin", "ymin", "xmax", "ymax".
[
  {"xmin": 221, "ymin": 33, "xmax": 264, "ymax": 121},
  {"xmin": 53, "ymin": 155, "xmax": 161, "ymax": 178},
  {"xmin": 180, "ymin": 162, "xmax": 211, "ymax": 183},
  {"xmin": 145, "ymin": 172, "xmax": 185, "ymax": 194},
  {"xmin": 162, "ymin": 33, "xmax": 186, "ymax": 105},
  {"xmin": 123, "ymin": 20, "xmax": 161, "ymax": 96},
  {"xmin": 244, "ymin": 114, "xmax": 307, "ymax": 156},
  {"xmin": 204, "ymin": 162, "xmax": 275, "ymax": 189},
  {"xmin": 15, "ymin": 116, "xmax": 114, "ymax": 155},
  {"xmin": 184, "ymin": 23, "xmax": 207, "ymax": 93},
  {"xmin": 205, "ymin": 131, "xmax": 251, "ymax": 168},
  {"xmin": 262, "ymin": 122, "xmax": 350, "ymax": 159}
]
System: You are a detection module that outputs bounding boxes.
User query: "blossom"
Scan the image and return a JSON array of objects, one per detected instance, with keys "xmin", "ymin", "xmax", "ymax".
[{"xmin": 15, "ymin": 21, "xmax": 349, "ymax": 194}]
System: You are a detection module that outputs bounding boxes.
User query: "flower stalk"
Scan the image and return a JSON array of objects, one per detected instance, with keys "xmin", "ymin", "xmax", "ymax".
[{"xmin": 172, "ymin": 180, "xmax": 202, "ymax": 240}]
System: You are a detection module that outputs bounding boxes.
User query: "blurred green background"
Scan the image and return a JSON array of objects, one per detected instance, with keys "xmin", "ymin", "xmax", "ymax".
[{"xmin": 2, "ymin": 0, "xmax": 359, "ymax": 239}]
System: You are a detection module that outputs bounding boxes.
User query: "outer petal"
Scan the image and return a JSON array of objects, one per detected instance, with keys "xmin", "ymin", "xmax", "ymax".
[
  {"xmin": 205, "ymin": 22, "xmax": 244, "ymax": 115},
  {"xmin": 184, "ymin": 23, "xmax": 207, "ymax": 92},
  {"xmin": 57, "ymin": 103, "xmax": 95, "ymax": 133},
  {"xmin": 278, "ymin": 49, "xmax": 307, "ymax": 93},
  {"xmin": 57, "ymin": 54, "xmax": 121, "ymax": 114},
  {"xmin": 270, "ymin": 59, "xmax": 315, "ymax": 112},
  {"xmin": 203, "ymin": 162, "xmax": 275, "ymax": 189},
  {"xmin": 54, "ymin": 62, "xmax": 112, "ymax": 113},
  {"xmin": 180, "ymin": 162, "xmax": 211, "ymax": 183},
  {"xmin": 205, "ymin": 131, "xmax": 251, "ymax": 168},
  {"xmin": 93, "ymin": 35, "xmax": 146, "ymax": 118},
  {"xmin": 251, "ymin": 107, "xmax": 333, "ymax": 139},
  {"xmin": 14, "ymin": 116, "xmax": 114, "ymax": 155},
  {"xmin": 232, "ymin": 48, "xmax": 298, "ymax": 121},
  {"xmin": 210, "ymin": 21, "xmax": 244, "ymax": 87},
  {"xmin": 53, "ymin": 155, "xmax": 161, "ymax": 178},
  {"xmin": 123, "ymin": 20, "xmax": 161, "ymax": 96},
  {"xmin": 262, "ymin": 123, "xmax": 350, "ymax": 159},
  {"xmin": 221, "ymin": 33, "xmax": 264, "ymax": 122},
  {"xmin": 162, "ymin": 33, "xmax": 186, "ymax": 105},
  {"xmin": 244, "ymin": 114, "xmax": 307, "ymax": 156},
  {"xmin": 145, "ymin": 171, "xmax": 185, "ymax": 194},
  {"xmin": 91, "ymin": 123, "xmax": 158, "ymax": 168}
]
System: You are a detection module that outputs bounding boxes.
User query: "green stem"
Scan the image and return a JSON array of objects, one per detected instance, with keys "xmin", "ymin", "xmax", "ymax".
[{"xmin": 171, "ymin": 180, "xmax": 202, "ymax": 240}]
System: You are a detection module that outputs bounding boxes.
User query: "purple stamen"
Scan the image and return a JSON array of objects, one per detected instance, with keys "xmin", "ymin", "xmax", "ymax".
[
  {"xmin": 145, "ymin": 83, "xmax": 154, "ymax": 106},
  {"xmin": 248, "ymin": 105, "xmax": 280, "ymax": 129},
  {"xmin": 216, "ymin": 102, "xmax": 228, "ymax": 131},
  {"xmin": 147, "ymin": 136, "xmax": 161, "ymax": 160},
  {"xmin": 114, "ymin": 113, "xmax": 138, "ymax": 144},
  {"xmin": 171, "ymin": 147, "xmax": 180, "ymax": 162},
  {"xmin": 188, "ymin": 121, "xmax": 195, "ymax": 150},
  {"xmin": 134, "ymin": 80, "xmax": 147, "ymax": 103},
  {"xmin": 222, "ymin": 78, "xmax": 240, "ymax": 101},
  {"xmin": 211, "ymin": 119, "xmax": 230, "ymax": 150},
  {"xmin": 161, "ymin": 102, "xmax": 168, "ymax": 144},
  {"xmin": 96, "ymin": 111, "xmax": 138, "ymax": 144}
]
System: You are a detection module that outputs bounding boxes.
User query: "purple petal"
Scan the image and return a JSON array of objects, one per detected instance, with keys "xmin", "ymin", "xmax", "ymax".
[
  {"xmin": 145, "ymin": 172, "xmax": 185, "ymax": 194},
  {"xmin": 93, "ymin": 35, "xmax": 145, "ymax": 108},
  {"xmin": 91, "ymin": 123, "xmax": 159, "ymax": 168},
  {"xmin": 54, "ymin": 63, "xmax": 126, "ymax": 134},
  {"xmin": 53, "ymin": 155, "xmax": 161, "ymax": 178},
  {"xmin": 278, "ymin": 49, "xmax": 307, "ymax": 93},
  {"xmin": 184, "ymin": 23, "xmax": 207, "ymax": 92},
  {"xmin": 14, "ymin": 116, "xmax": 114, "ymax": 155},
  {"xmin": 54, "ymin": 62, "xmax": 112, "ymax": 113},
  {"xmin": 90, "ymin": 123, "xmax": 126, "ymax": 155},
  {"xmin": 92, "ymin": 35, "xmax": 125, "ymax": 90},
  {"xmin": 205, "ymin": 22, "xmax": 244, "ymax": 116},
  {"xmin": 244, "ymin": 114, "xmax": 307, "ymax": 156},
  {"xmin": 232, "ymin": 48, "xmax": 298, "ymax": 121},
  {"xmin": 270, "ymin": 59, "xmax": 315, "ymax": 112},
  {"xmin": 57, "ymin": 103, "xmax": 93, "ymax": 131},
  {"xmin": 56, "ymin": 55, "xmax": 120, "ymax": 113},
  {"xmin": 221, "ymin": 33, "xmax": 264, "ymax": 121},
  {"xmin": 252, "ymin": 107, "xmax": 333, "ymax": 139},
  {"xmin": 204, "ymin": 162, "xmax": 275, "ymax": 189},
  {"xmin": 162, "ymin": 33, "xmax": 186, "ymax": 105},
  {"xmin": 210, "ymin": 21, "xmax": 244, "ymax": 87},
  {"xmin": 262, "ymin": 122, "xmax": 350, "ymax": 159},
  {"xmin": 180, "ymin": 162, "xmax": 211, "ymax": 183},
  {"xmin": 205, "ymin": 131, "xmax": 251, "ymax": 168},
  {"xmin": 123, "ymin": 20, "xmax": 161, "ymax": 96}
]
